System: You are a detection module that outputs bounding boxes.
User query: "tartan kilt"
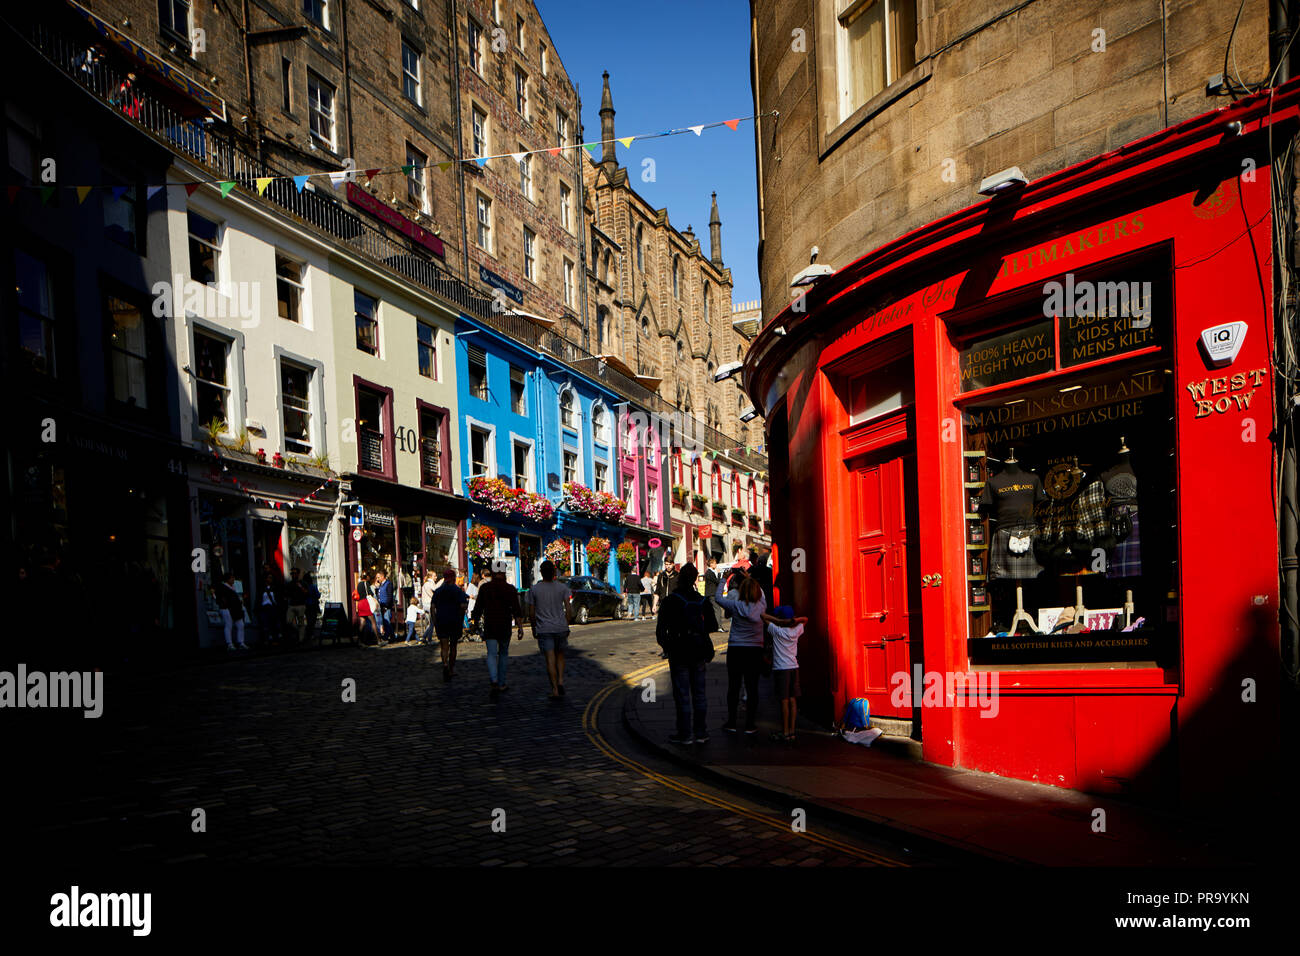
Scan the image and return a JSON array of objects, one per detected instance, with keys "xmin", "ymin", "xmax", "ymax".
[
  {"xmin": 989, "ymin": 526, "xmax": 1045, "ymax": 580},
  {"xmin": 1106, "ymin": 507, "xmax": 1141, "ymax": 578}
]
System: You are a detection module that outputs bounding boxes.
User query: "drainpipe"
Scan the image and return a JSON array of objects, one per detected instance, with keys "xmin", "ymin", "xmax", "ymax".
[
  {"xmin": 340, "ymin": 0, "xmax": 356, "ymax": 161},
  {"xmin": 449, "ymin": 0, "xmax": 471, "ymax": 283},
  {"xmin": 1278, "ymin": 0, "xmax": 1300, "ymax": 687},
  {"xmin": 576, "ymin": 87, "xmax": 591, "ymax": 352}
]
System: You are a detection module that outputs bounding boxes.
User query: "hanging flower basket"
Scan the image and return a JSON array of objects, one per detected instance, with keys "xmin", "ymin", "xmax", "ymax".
[
  {"xmin": 467, "ymin": 524, "xmax": 497, "ymax": 570},
  {"xmin": 545, "ymin": 537, "xmax": 572, "ymax": 576},
  {"xmin": 562, "ymin": 482, "xmax": 627, "ymax": 523},
  {"xmin": 586, "ymin": 536, "xmax": 611, "ymax": 574},
  {"xmin": 615, "ymin": 541, "xmax": 637, "ymax": 567},
  {"xmin": 467, "ymin": 475, "xmax": 556, "ymax": 523}
]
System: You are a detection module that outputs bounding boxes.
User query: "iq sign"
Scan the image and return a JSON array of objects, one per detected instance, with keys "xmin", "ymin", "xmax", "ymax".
[{"xmin": 1198, "ymin": 321, "xmax": 1247, "ymax": 368}]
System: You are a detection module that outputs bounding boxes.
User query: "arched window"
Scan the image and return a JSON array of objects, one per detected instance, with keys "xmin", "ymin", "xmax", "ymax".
[
  {"xmin": 604, "ymin": 251, "xmax": 612, "ymax": 283},
  {"xmin": 596, "ymin": 307, "xmax": 608, "ymax": 351},
  {"xmin": 592, "ymin": 402, "xmax": 610, "ymax": 445},
  {"xmin": 691, "ymin": 457, "xmax": 703, "ymax": 494},
  {"xmin": 750, "ymin": 479, "xmax": 758, "ymax": 513},
  {"xmin": 672, "ymin": 256, "xmax": 680, "ymax": 298},
  {"xmin": 703, "ymin": 281, "xmax": 710, "ymax": 322},
  {"xmin": 643, "ymin": 426, "xmax": 656, "ymax": 465},
  {"xmin": 559, "ymin": 387, "xmax": 576, "ymax": 429},
  {"xmin": 676, "ymin": 340, "xmax": 684, "ymax": 361},
  {"xmin": 731, "ymin": 473, "xmax": 740, "ymax": 507},
  {"xmin": 641, "ymin": 316, "xmax": 650, "ymax": 338},
  {"xmin": 636, "ymin": 224, "xmax": 644, "ymax": 271}
]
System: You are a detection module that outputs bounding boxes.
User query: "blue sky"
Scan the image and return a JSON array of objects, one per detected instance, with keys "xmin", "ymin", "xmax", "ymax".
[{"xmin": 536, "ymin": 0, "xmax": 761, "ymax": 305}]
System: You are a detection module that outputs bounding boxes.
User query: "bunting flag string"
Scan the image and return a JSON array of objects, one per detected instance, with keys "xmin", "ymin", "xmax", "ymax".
[
  {"xmin": 206, "ymin": 447, "xmax": 339, "ymax": 511},
  {"xmin": 2, "ymin": 111, "xmax": 774, "ymax": 201}
]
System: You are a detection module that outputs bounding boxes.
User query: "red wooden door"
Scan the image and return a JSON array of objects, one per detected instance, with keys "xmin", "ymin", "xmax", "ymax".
[{"xmin": 851, "ymin": 453, "xmax": 919, "ymax": 718}]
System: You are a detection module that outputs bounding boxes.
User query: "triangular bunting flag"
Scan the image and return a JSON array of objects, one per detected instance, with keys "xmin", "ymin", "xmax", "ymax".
[
  {"xmin": 39, "ymin": 186, "xmax": 55, "ymax": 204},
  {"xmin": 146, "ymin": 185, "xmax": 163, "ymax": 200},
  {"xmin": 293, "ymin": 175, "xmax": 309, "ymax": 192},
  {"xmin": 723, "ymin": 118, "xmax": 740, "ymax": 131},
  {"xmin": 185, "ymin": 182, "xmax": 201, "ymax": 196},
  {"xmin": 618, "ymin": 137, "xmax": 634, "ymax": 148},
  {"xmin": 689, "ymin": 125, "xmax": 704, "ymax": 136},
  {"xmin": 547, "ymin": 147, "xmax": 561, "ymax": 157},
  {"xmin": 475, "ymin": 157, "xmax": 488, "ymax": 167},
  {"xmin": 438, "ymin": 161, "xmax": 454, "ymax": 171},
  {"xmin": 510, "ymin": 152, "xmax": 526, "ymax": 164},
  {"xmin": 111, "ymin": 185, "xmax": 129, "ymax": 201},
  {"xmin": 584, "ymin": 144, "xmax": 599, "ymax": 156},
  {"xmin": 76, "ymin": 186, "xmax": 92, "ymax": 204},
  {"xmin": 255, "ymin": 177, "xmax": 272, "ymax": 195},
  {"xmin": 327, "ymin": 171, "xmax": 347, "ymax": 189},
  {"xmin": 218, "ymin": 181, "xmax": 235, "ymax": 198},
  {"xmin": 6, "ymin": 186, "xmax": 19, "ymax": 203},
  {"xmin": 400, "ymin": 164, "xmax": 414, "ymax": 176},
  {"xmin": 365, "ymin": 168, "xmax": 380, "ymax": 180}
]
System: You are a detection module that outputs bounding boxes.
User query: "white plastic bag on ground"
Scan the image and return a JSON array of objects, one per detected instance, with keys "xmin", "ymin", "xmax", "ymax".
[{"xmin": 843, "ymin": 727, "xmax": 883, "ymax": 747}]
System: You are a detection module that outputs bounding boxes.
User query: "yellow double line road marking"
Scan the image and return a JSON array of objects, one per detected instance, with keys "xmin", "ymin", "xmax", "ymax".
[{"xmin": 581, "ymin": 649, "xmax": 905, "ymax": 866}]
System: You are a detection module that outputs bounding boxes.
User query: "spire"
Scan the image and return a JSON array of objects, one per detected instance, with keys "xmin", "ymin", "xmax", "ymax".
[
  {"xmin": 709, "ymin": 191, "xmax": 722, "ymax": 266},
  {"xmin": 600, "ymin": 71, "xmax": 616, "ymax": 172}
]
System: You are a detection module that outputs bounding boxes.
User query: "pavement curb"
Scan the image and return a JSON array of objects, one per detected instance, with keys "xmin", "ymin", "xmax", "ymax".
[{"xmin": 618, "ymin": 678, "xmax": 1019, "ymax": 865}]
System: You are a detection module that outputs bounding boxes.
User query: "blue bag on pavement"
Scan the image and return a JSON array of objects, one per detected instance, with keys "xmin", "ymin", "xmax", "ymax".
[{"xmin": 842, "ymin": 698, "xmax": 871, "ymax": 730}]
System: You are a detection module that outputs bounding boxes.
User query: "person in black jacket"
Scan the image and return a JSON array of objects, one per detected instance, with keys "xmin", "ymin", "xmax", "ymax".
[
  {"xmin": 703, "ymin": 556, "xmax": 726, "ymax": 632},
  {"xmin": 623, "ymin": 568, "xmax": 645, "ymax": 621},
  {"xmin": 656, "ymin": 564, "xmax": 718, "ymax": 745}
]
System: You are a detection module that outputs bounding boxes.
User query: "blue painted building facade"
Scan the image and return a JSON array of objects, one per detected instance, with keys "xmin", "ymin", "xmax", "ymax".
[{"xmin": 455, "ymin": 314, "xmax": 629, "ymax": 591}]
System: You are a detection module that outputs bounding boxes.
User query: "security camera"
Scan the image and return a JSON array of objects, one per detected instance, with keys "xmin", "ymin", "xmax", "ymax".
[{"xmin": 714, "ymin": 361, "xmax": 743, "ymax": 383}]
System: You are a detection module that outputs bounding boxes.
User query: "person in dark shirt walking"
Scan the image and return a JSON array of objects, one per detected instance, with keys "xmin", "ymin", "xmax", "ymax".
[
  {"xmin": 472, "ymin": 562, "xmax": 524, "ymax": 699},
  {"xmin": 432, "ymin": 568, "xmax": 470, "ymax": 681},
  {"xmin": 623, "ymin": 566, "xmax": 645, "ymax": 621},
  {"xmin": 656, "ymin": 564, "xmax": 719, "ymax": 745}
]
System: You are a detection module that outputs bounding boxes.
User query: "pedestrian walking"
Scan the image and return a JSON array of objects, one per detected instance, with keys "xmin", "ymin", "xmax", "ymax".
[
  {"xmin": 524, "ymin": 560, "xmax": 573, "ymax": 699},
  {"xmin": 653, "ymin": 566, "xmax": 670, "ymax": 615},
  {"xmin": 464, "ymin": 570, "xmax": 483, "ymax": 641},
  {"xmin": 420, "ymin": 572, "xmax": 438, "ymax": 644},
  {"xmin": 354, "ymin": 576, "xmax": 380, "ymax": 645},
  {"xmin": 285, "ymin": 567, "xmax": 309, "ymax": 645},
  {"xmin": 472, "ymin": 563, "xmax": 525, "ymax": 699},
  {"xmin": 215, "ymin": 572, "xmax": 248, "ymax": 651},
  {"xmin": 374, "ymin": 570, "xmax": 395, "ymax": 642},
  {"xmin": 304, "ymin": 572, "xmax": 321, "ymax": 640},
  {"xmin": 623, "ymin": 567, "xmax": 645, "ymax": 621},
  {"xmin": 404, "ymin": 595, "xmax": 423, "ymax": 644},
  {"xmin": 762, "ymin": 607, "xmax": 808, "ymax": 741},
  {"xmin": 656, "ymin": 564, "xmax": 719, "ymax": 745},
  {"xmin": 257, "ymin": 573, "xmax": 281, "ymax": 645},
  {"xmin": 431, "ymin": 569, "xmax": 470, "ymax": 680},
  {"xmin": 713, "ymin": 564, "xmax": 767, "ymax": 734},
  {"xmin": 643, "ymin": 569, "xmax": 658, "ymax": 615}
]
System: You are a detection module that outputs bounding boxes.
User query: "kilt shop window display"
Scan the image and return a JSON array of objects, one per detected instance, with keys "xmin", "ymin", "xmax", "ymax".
[{"xmin": 958, "ymin": 256, "xmax": 1172, "ymax": 662}]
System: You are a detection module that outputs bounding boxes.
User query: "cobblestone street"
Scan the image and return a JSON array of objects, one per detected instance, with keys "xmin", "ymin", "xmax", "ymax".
[{"xmin": 11, "ymin": 620, "xmax": 942, "ymax": 867}]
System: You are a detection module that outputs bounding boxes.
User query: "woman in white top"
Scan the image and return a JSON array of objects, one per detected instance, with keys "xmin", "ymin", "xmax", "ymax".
[
  {"xmin": 713, "ymin": 570, "xmax": 767, "ymax": 733},
  {"xmin": 465, "ymin": 570, "xmax": 483, "ymax": 639}
]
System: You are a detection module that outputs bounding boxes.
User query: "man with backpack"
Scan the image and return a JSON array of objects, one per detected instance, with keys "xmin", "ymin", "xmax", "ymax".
[{"xmin": 656, "ymin": 564, "xmax": 719, "ymax": 745}]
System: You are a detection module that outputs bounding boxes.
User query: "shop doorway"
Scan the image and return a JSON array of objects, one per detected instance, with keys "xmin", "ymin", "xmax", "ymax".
[
  {"xmin": 518, "ymin": 534, "xmax": 541, "ymax": 591},
  {"xmin": 847, "ymin": 445, "xmax": 922, "ymax": 721}
]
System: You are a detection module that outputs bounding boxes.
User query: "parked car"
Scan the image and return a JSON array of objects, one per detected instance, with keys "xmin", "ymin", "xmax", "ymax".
[{"xmin": 560, "ymin": 575, "xmax": 626, "ymax": 624}]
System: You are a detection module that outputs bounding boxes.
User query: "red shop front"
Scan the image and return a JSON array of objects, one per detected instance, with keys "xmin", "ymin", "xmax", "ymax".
[{"xmin": 745, "ymin": 85, "xmax": 1296, "ymax": 802}]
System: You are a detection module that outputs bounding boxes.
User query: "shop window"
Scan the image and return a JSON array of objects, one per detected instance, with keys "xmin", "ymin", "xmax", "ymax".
[
  {"xmin": 355, "ymin": 290, "xmax": 379, "ymax": 356},
  {"xmin": 194, "ymin": 328, "xmax": 231, "ymax": 430},
  {"xmin": 280, "ymin": 360, "xmax": 313, "ymax": 454},
  {"xmin": 956, "ymin": 257, "xmax": 1174, "ymax": 666},
  {"xmin": 15, "ymin": 248, "xmax": 55, "ymax": 377},
  {"xmin": 107, "ymin": 295, "xmax": 148, "ymax": 408},
  {"xmin": 187, "ymin": 211, "xmax": 221, "ymax": 286},
  {"xmin": 468, "ymin": 346, "xmax": 488, "ymax": 400},
  {"xmin": 417, "ymin": 321, "xmax": 437, "ymax": 380},
  {"xmin": 276, "ymin": 253, "xmax": 304, "ymax": 322}
]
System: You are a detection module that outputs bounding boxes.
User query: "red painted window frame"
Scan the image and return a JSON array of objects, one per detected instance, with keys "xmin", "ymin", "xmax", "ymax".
[
  {"xmin": 416, "ymin": 398, "xmax": 453, "ymax": 492},
  {"xmin": 353, "ymin": 374, "xmax": 395, "ymax": 480}
]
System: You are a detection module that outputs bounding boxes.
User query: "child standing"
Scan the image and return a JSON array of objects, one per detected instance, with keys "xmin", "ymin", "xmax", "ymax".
[
  {"xmin": 405, "ymin": 595, "xmax": 422, "ymax": 645},
  {"xmin": 763, "ymin": 606, "xmax": 808, "ymax": 742}
]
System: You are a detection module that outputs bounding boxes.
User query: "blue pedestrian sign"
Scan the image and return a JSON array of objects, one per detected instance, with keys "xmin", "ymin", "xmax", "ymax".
[{"xmin": 350, "ymin": 505, "xmax": 364, "ymax": 526}]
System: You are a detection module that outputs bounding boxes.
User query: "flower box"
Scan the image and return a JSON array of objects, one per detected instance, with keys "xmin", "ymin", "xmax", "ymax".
[
  {"xmin": 561, "ymin": 482, "xmax": 627, "ymax": 523},
  {"xmin": 467, "ymin": 476, "xmax": 556, "ymax": 523}
]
